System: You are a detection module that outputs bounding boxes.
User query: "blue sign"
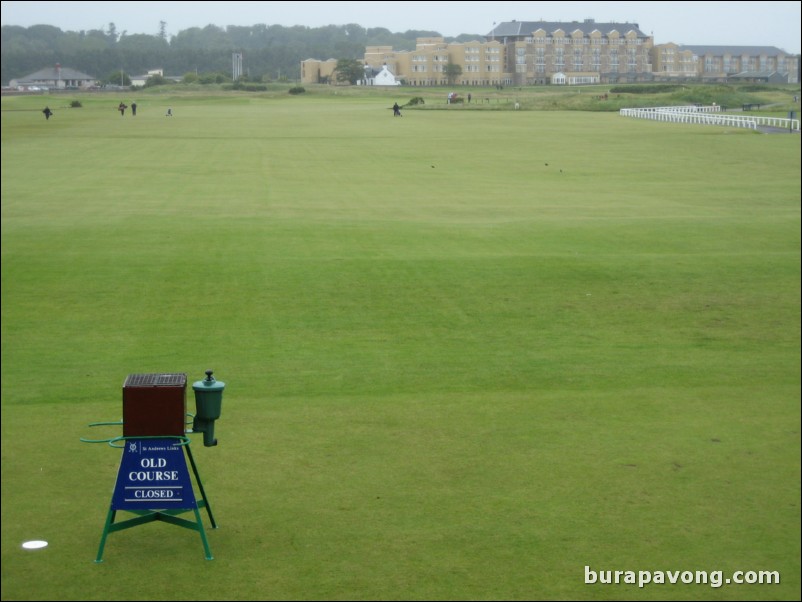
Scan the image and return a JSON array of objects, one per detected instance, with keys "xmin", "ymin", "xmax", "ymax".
[{"xmin": 111, "ymin": 438, "xmax": 196, "ymax": 511}]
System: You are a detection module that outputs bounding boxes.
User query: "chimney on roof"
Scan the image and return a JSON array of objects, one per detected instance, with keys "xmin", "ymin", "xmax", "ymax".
[{"xmin": 55, "ymin": 63, "xmax": 61, "ymax": 81}]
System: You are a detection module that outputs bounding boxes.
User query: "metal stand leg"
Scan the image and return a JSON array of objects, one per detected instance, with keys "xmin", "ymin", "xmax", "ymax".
[
  {"xmin": 95, "ymin": 507, "xmax": 116, "ymax": 563},
  {"xmin": 186, "ymin": 443, "xmax": 217, "ymax": 528}
]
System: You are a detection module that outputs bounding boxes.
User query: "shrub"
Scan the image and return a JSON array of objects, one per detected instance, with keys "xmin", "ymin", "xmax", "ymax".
[
  {"xmin": 225, "ymin": 82, "xmax": 269, "ymax": 92},
  {"xmin": 609, "ymin": 84, "xmax": 683, "ymax": 94},
  {"xmin": 70, "ymin": 100, "xmax": 82, "ymax": 108},
  {"xmin": 198, "ymin": 72, "xmax": 230, "ymax": 84},
  {"xmin": 288, "ymin": 86, "xmax": 306, "ymax": 95},
  {"xmin": 143, "ymin": 74, "xmax": 170, "ymax": 88}
]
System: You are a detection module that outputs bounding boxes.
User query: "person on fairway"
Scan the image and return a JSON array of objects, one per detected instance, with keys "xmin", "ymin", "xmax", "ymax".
[
  {"xmin": 393, "ymin": 102, "xmax": 402, "ymax": 116},
  {"xmin": 42, "ymin": 106, "xmax": 53, "ymax": 120},
  {"xmin": 118, "ymin": 102, "xmax": 127, "ymax": 116}
]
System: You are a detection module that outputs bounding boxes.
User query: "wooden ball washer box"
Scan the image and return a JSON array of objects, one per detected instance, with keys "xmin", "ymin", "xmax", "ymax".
[{"xmin": 122, "ymin": 373, "xmax": 187, "ymax": 438}]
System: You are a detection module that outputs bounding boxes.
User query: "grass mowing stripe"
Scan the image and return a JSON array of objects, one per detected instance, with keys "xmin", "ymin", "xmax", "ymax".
[{"xmin": 2, "ymin": 89, "xmax": 799, "ymax": 600}]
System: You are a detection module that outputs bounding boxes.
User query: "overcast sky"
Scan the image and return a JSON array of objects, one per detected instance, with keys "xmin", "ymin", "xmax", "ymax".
[{"xmin": 2, "ymin": 1, "xmax": 800, "ymax": 53}]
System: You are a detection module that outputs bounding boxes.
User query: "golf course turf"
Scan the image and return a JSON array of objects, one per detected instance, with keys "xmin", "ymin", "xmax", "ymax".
[{"xmin": 2, "ymin": 85, "xmax": 800, "ymax": 601}]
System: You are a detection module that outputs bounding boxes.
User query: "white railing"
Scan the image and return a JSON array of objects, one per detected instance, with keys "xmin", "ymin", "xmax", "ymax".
[
  {"xmin": 623, "ymin": 105, "xmax": 723, "ymax": 113},
  {"xmin": 748, "ymin": 114, "xmax": 801, "ymax": 130},
  {"xmin": 620, "ymin": 105, "xmax": 800, "ymax": 131}
]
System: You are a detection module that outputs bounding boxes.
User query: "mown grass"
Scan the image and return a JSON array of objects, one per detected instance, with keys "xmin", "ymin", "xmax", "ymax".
[{"xmin": 1, "ymin": 86, "xmax": 800, "ymax": 601}]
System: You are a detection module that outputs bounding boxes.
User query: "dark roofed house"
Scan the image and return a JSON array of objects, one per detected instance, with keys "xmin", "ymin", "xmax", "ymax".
[
  {"xmin": 486, "ymin": 18, "xmax": 653, "ymax": 85},
  {"xmin": 679, "ymin": 45, "xmax": 791, "ymax": 57},
  {"xmin": 487, "ymin": 19, "xmax": 649, "ymax": 40},
  {"xmin": 10, "ymin": 64, "xmax": 98, "ymax": 90},
  {"xmin": 680, "ymin": 46, "xmax": 795, "ymax": 84},
  {"xmin": 727, "ymin": 71, "xmax": 791, "ymax": 84}
]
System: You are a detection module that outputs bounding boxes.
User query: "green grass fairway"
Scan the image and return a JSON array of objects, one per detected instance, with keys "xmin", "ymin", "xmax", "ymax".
[{"xmin": 2, "ymin": 89, "xmax": 800, "ymax": 601}]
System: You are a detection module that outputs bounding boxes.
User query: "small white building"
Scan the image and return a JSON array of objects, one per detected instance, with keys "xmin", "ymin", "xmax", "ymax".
[
  {"xmin": 130, "ymin": 69, "xmax": 182, "ymax": 87},
  {"xmin": 361, "ymin": 65, "xmax": 401, "ymax": 86},
  {"xmin": 130, "ymin": 69, "xmax": 164, "ymax": 87},
  {"xmin": 550, "ymin": 71, "xmax": 600, "ymax": 86}
]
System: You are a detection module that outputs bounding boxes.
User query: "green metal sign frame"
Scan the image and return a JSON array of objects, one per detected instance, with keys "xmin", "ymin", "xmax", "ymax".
[{"xmin": 86, "ymin": 433, "xmax": 217, "ymax": 562}]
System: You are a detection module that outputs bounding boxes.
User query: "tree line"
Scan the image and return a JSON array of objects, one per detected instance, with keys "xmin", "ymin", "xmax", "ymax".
[{"xmin": 1, "ymin": 22, "xmax": 483, "ymax": 85}]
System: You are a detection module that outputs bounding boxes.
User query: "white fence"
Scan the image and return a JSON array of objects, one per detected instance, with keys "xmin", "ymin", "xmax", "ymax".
[{"xmin": 620, "ymin": 105, "xmax": 800, "ymax": 131}]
